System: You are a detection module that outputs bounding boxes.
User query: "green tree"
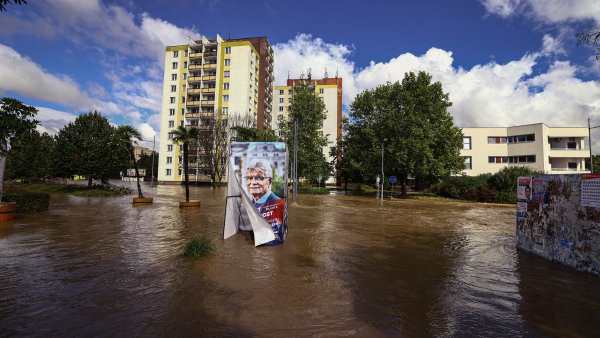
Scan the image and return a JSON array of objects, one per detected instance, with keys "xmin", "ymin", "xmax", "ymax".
[
  {"xmin": 279, "ymin": 82, "xmax": 331, "ymax": 183},
  {"xmin": 7, "ymin": 130, "xmax": 54, "ymax": 183},
  {"xmin": 136, "ymin": 152, "xmax": 158, "ymax": 180},
  {"xmin": 231, "ymin": 126, "xmax": 279, "ymax": 142},
  {"xmin": 329, "ymin": 118, "xmax": 368, "ymax": 190},
  {"xmin": 115, "ymin": 125, "xmax": 145, "ymax": 198},
  {"xmin": 584, "ymin": 155, "xmax": 600, "ymax": 173},
  {"xmin": 172, "ymin": 126, "xmax": 200, "ymax": 202},
  {"xmin": 345, "ymin": 71, "xmax": 464, "ymax": 197},
  {"xmin": 0, "ymin": 97, "xmax": 39, "ymax": 201},
  {"xmin": 577, "ymin": 26, "xmax": 600, "ymax": 60},
  {"xmin": 53, "ymin": 111, "xmax": 127, "ymax": 187},
  {"xmin": 0, "ymin": 0, "xmax": 27, "ymax": 12}
]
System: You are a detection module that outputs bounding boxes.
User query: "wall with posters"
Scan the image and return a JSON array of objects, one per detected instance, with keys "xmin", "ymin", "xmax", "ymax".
[{"xmin": 516, "ymin": 174, "xmax": 600, "ymax": 276}]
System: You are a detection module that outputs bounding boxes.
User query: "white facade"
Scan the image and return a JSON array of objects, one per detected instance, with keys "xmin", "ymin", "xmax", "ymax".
[{"xmin": 460, "ymin": 123, "xmax": 590, "ymax": 176}]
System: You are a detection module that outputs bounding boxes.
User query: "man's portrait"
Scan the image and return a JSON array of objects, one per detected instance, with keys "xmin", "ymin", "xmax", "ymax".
[{"xmin": 244, "ymin": 157, "xmax": 281, "ymax": 207}]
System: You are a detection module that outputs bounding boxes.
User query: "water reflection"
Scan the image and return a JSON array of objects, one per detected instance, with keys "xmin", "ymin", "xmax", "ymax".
[{"xmin": 1, "ymin": 183, "xmax": 600, "ymax": 336}]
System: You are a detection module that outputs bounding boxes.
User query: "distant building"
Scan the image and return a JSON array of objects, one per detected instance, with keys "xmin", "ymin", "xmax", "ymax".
[
  {"xmin": 273, "ymin": 74, "xmax": 342, "ymax": 183},
  {"xmin": 460, "ymin": 123, "xmax": 590, "ymax": 176},
  {"xmin": 157, "ymin": 34, "xmax": 274, "ymax": 184},
  {"xmin": 133, "ymin": 146, "xmax": 153, "ymax": 161}
]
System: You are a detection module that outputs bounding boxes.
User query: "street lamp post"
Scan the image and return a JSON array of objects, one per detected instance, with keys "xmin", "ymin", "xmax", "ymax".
[
  {"xmin": 589, "ymin": 118, "xmax": 600, "ymax": 173},
  {"xmin": 381, "ymin": 138, "xmax": 386, "ymax": 201}
]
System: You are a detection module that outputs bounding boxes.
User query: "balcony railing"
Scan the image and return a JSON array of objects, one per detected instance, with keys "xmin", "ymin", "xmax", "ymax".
[
  {"xmin": 550, "ymin": 147, "xmax": 588, "ymax": 150},
  {"xmin": 201, "ymin": 100, "xmax": 215, "ymax": 106},
  {"xmin": 201, "ymin": 88, "xmax": 215, "ymax": 93},
  {"xmin": 203, "ymin": 64, "xmax": 217, "ymax": 69},
  {"xmin": 551, "ymin": 167, "xmax": 586, "ymax": 171},
  {"xmin": 185, "ymin": 112, "xmax": 200, "ymax": 118},
  {"xmin": 187, "ymin": 88, "xmax": 201, "ymax": 94},
  {"xmin": 189, "ymin": 64, "xmax": 202, "ymax": 70},
  {"xmin": 202, "ymin": 75, "xmax": 216, "ymax": 81},
  {"xmin": 189, "ymin": 52, "xmax": 203, "ymax": 58},
  {"xmin": 203, "ymin": 51, "xmax": 217, "ymax": 57},
  {"xmin": 186, "ymin": 101, "xmax": 200, "ymax": 107},
  {"xmin": 188, "ymin": 76, "xmax": 202, "ymax": 82}
]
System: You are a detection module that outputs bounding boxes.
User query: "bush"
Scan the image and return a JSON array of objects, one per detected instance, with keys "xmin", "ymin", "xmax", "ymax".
[
  {"xmin": 437, "ymin": 181, "xmax": 459, "ymax": 199},
  {"xmin": 1, "ymin": 191, "xmax": 50, "ymax": 213},
  {"xmin": 297, "ymin": 187, "xmax": 330, "ymax": 195},
  {"xmin": 488, "ymin": 166, "xmax": 543, "ymax": 199},
  {"xmin": 183, "ymin": 236, "xmax": 216, "ymax": 259},
  {"xmin": 465, "ymin": 186, "xmax": 499, "ymax": 203}
]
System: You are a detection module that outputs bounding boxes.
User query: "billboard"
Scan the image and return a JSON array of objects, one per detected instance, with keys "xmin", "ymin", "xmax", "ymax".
[
  {"xmin": 223, "ymin": 142, "xmax": 288, "ymax": 246},
  {"xmin": 127, "ymin": 168, "xmax": 146, "ymax": 177}
]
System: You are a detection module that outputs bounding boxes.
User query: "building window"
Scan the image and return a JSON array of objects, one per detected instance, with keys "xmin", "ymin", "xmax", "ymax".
[
  {"xmin": 181, "ymin": 108, "xmax": 185, "ymax": 115},
  {"xmin": 184, "ymin": 50, "xmax": 188, "ymax": 57},
  {"xmin": 567, "ymin": 141, "xmax": 577, "ymax": 149},
  {"xmin": 170, "ymin": 97, "xmax": 175, "ymax": 104},
  {"xmin": 168, "ymin": 133, "xmax": 174, "ymax": 140},
  {"xmin": 489, "ymin": 155, "xmax": 536, "ymax": 163},
  {"xmin": 173, "ymin": 51, "xmax": 178, "ymax": 58},
  {"xmin": 179, "ymin": 145, "xmax": 183, "ymax": 151},
  {"xmin": 178, "ymin": 156, "xmax": 182, "ymax": 163},
  {"xmin": 222, "ymin": 107, "xmax": 228, "ymax": 114},
  {"xmin": 224, "ymin": 71, "xmax": 230, "ymax": 78},
  {"xmin": 172, "ymin": 62, "xmax": 178, "ymax": 69},
  {"xmin": 489, "ymin": 134, "xmax": 535, "ymax": 144},
  {"xmin": 182, "ymin": 96, "xmax": 185, "ymax": 103},
  {"xmin": 320, "ymin": 97, "xmax": 324, "ymax": 102},
  {"xmin": 183, "ymin": 73, "xmax": 187, "ymax": 80},
  {"xmin": 167, "ymin": 156, "xmax": 172, "ymax": 164},
  {"xmin": 224, "ymin": 59, "xmax": 230, "ymax": 66},
  {"xmin": 279, "ymin": 98, "xmax": 284, "ymax": 103},
  {"xmin": 167, "ymin": 145, "xmax": 173, "ymax": 152},
  {"xmin": 319, "ymin": 88, "xmax": 324, "ymax": 94},
  {"xmin": 172, "ymin": 74, "xmax": 177, "ymax": 81},
  {"xmin": 171, "ymin": 85, "xmax": 176, "ymax": 92},
  {"xmin": 279, "ymin": 90, "xmax": 284, "ymax": 95},
  {"xmin": 166, "ymin": 169, "xmax": 172, "ymax": 176},
  {"xmin": 288, "ymin": 90, "xmax": 292, "ymax": 95},
  {"xmin": 568, "ymin": 162, "xmax": 578, "ymax": 170},
  {"xmin": 223, "ymin": 83, "xmax": 229, "ymax": 90},
  {"xmin": 288, "ymin": 98, "xmax": 292, "ymax": 103},
  {"xmin": 279, "ymin": 106, "xmax": 284, "ymax": 112},
  {"xmin": 223, "ymin": 95, "xmax": 229, "ymax": 102},
  {"xmin": 169, "ymin": 108, "xmax": 175, "ymax": 116},
  {"xmin": 184, "ymin": 61, "xmax": 187, "ymax": 68},
  {"xmin": 464, "ymin": 157, "xmax": 472, "ymax": 170},
  {"xmin": 318, "ymin": 131, "xmax": 323, "ymax": 136},
  {"xmin": 462, "ymin": 137, "xmax": 471, "ymax": 150},
  {"xmin": 178, "ymin": 169, "xmax": 182, "ymax": 176},
  {"xmin": 180, "ymin": 121, "xmax": 184, "ymax": 127},
  {"xmin": 169, "ymin": 120, "xmax": 174, "ymax": 128},
  {"xmin": 225, "ymin": 47, "xmax": 231, "ymax": 54}
]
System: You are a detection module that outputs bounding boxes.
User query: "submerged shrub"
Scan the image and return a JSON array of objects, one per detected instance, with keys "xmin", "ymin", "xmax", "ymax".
[
  {"xmin": 297, "ymin": 187, "xmax": 330, "ymax": 195},
  {"xmin": 183, "ymin": 236, "xmax": 216, "ymax": 259},
  {"xmin": 1, "ymin": 191, "xmax": 50, "ymax": 213}
]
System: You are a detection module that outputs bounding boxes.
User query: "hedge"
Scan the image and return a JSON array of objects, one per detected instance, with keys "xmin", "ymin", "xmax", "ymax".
[{"xmin": 1, "ymin": 191, "xmax": 50, "ymax": 213}]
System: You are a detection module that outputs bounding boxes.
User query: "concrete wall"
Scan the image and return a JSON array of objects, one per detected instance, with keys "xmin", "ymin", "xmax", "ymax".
[{"xmin": 516, "ymin": 174, "xmax": 600, "ymax": 276}]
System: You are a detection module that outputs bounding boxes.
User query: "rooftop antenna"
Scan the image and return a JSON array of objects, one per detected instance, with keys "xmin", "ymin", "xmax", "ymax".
[
  {"xmin": 287, "ymin": 71, "xmax": 290, "ymax": 80},
  {"xmin": 335, "ymin": 68, "xmax": 339, "ymax": 78},
  {"xmin": 300, "ymin": 70, "xmax": 305, "ymax": 79},
  {"xmin": 324, "ymin": 67, "xmax": 328, "ymax": 79},
  {"xmin": 307, "ymin": 68, "xmax": 312, "ymax": 81}
]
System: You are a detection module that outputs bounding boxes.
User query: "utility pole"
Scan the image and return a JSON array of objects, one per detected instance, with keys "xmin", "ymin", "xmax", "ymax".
[
  {"xmin": 590, "ymin": 118, "xmax": 594, "ymax": 173},
  {"xmin": 151, "ymin": 135, "xmax": 156, "ymax": 186},
  {"xmin": 381, "ymin": 140, "xmax": 385, "ymax": 200},
  {"xmin": 293, "ymin": 119, "xmax": 298, "ymax": 202}
]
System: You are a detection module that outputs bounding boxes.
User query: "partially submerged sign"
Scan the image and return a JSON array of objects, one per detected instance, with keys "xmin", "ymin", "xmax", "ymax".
[{"xmin": 223, "ymin": 142, "xmax": 288, "ymax": 246}]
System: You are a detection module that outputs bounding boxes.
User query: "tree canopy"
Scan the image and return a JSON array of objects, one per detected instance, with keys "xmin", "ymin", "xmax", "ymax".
[
  {"xmin": 279, "ymin": 82, "xmax": 331, "ymax": 183},
  {"xmin": 115, "ymin": 125, "xmax": 145, "ymax": 198},
  {"xmin": 576, "ymin": 26, "xmax": 600, "ymax": 60},
  {"xmin": 172, "ymin": 125, "xmax": 200, "ymax": 202},
  {"xmin": 344, "ymin": 71, "xmax": 464, "ymax": 196},
  {"xmin": 231, "ymin": 126, "xmax": 279, "ymax": 142},
  {"xmin": 0, "ymin": 97, "xmax": 39, "ymax": 200},
  {"xmin": 53, "ymin": 111, "xmax": 127, "ymax": 186},
  {"xmin": 7, "ymin": 130, "xmax": 54, "ymax": 183}
]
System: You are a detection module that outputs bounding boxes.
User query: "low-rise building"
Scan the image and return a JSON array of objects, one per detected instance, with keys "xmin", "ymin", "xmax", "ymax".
[{"xmin": 459, "ymin": 123, "xmax": 590, "ymax": 175}]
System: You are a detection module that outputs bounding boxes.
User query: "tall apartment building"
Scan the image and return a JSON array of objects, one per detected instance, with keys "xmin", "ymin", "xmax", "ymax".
[
  {"xmin": 273, "ymin": 76, "xmax": 342, "ymax": 183},
  {"xmin": 460, "ymin": 123, "xmax": 590, "ymax": 176},
  {"xmin": 158, "ymin": 35, "xmax": 274, "ymax": 183}
]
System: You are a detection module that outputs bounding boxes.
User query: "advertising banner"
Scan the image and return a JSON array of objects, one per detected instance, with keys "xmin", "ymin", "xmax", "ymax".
[
  {"xmin": 223, "ymin": 142, "xmax": 288, "ymax": 246},
  {"xmin": 517, "ymin": 176, "xmax": 532, "ymax": 202},
  {"xmin": 581, "ymin": 174, "xmax": 600, "ymax": 208},
  {"xmin": 127, "ymin": 168, "xmax": 146, "ymax": 177}
]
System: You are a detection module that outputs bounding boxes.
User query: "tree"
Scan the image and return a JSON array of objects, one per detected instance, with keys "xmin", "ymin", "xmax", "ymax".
[
  {"xmin": 0, "ymin": 0, "xmax": 27, "ymax": 12},
  {"xmin": 53, "ymin": 111, "xmax": 127, "ymax": 187},
  {"xmin": 345, "ymin": 71, "xmax": 464, "ymax": 197},
  {"xmin": 172, "ymin": 126, "xmax": 200, "ymax": 202},
  {"xmin": 279, "ymin": 82, "xmax": 331, "ymax": 183},
  {"xmin": 0, "ymin": 97, "xmax": 39, "ymax": 201},
  {"xmin": 231, "ymin": 126, "xmax": 279, "ymax": 142},
  {"xmin": 7, "ymin": 130, "xmax": 54, "ymax": 183},
  {"xmin": 585, "ymin": 155, "xmax": 600, "ymax": 173},
  {"xmin": 576, "ymin": 26, "xmax": 600, "ymax": 60},
  {"xmin": 194, "ymin": 109, "xmax": 234, "ymax": 186},
  {"xmin": 136, "ymin": 152, "xmax": 158, "ymax": 180},
  {"xmin": 329, "ymin": 118, "xmax": 368, "ymax": 190},
  {"xmin": 115, "ymin": 125, "xmax": 145, "ymax": 198}
]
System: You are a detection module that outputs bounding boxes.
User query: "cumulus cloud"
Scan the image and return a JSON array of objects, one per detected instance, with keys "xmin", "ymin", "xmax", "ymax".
[
  {"xmin": 34, "ymin": 106, "xmax": 79, "ymax": 136},
  {"xmin": 481, "ymin": 0, "xmax": 600, "ymax": 24},
  {"xmin": 0, "ymin": 44, "xmax": 101, "ymax": 110},
  {"xmin": 274, "ymin": 34, "xmax": 600, "ymax": 132}
]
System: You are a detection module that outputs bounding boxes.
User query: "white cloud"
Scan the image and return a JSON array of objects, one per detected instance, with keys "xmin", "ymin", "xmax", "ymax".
[
  {"xmin": 34, "ymin": 106, "xmax": 78, "ymax": 136},
  {"xmin": 481, "ymin": 0, "xmax": 600, "ymax": 24},
  {"xmin": 0, "ymin": 44, "xmax": 101, "ymax": 110}
]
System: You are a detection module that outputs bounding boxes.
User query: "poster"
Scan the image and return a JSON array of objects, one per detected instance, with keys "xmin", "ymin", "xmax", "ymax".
[
  {"xmin": 127, "ymin": 168, "xmax": 146, "ymax": 177},
  {"xmin": 532, "ymin": 178, "xmax": 549, "ymax": 204},
  {"xmin": 223, "ymin": 142, "xmax": 288, "ymax": 246},
  {"xmin": 581, "ymin": 174, "xmax": 600, "ymax": 208},
  {"xmin": 517, "ymin": 201, "xmax": 528, "ymax": 219},
  {"xmin": 517, "ymin": 176, "xmax": 532, "ymax": 202}
]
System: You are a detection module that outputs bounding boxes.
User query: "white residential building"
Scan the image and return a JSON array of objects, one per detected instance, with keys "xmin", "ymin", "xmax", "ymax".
[{"xmin": 460, "ymin": 123, "xmax": 590, "ymax": 176}]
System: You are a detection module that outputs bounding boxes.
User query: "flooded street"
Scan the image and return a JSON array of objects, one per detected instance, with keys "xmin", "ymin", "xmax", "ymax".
[{"xmin": 1, "ymin": 183, "xmax": 600, "ymax": 336}]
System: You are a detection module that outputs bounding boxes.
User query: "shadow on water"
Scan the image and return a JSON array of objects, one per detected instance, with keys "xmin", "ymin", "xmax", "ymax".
[{"xmin": 1, "ymin": 183, "xmax": 600, "ymax": 336}]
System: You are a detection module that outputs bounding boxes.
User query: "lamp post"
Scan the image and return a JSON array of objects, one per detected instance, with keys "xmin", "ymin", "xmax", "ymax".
[
  {"xmin": 381, "ymin": 138, "xmax": 386, "ymax": 200},
  {"xmin": 589, "ymin": 118, "xmax": 600, "ymax": 173}
]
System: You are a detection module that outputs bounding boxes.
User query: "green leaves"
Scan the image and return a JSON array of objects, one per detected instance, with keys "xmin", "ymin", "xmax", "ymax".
[{"xmin": 0, "ymin": 97, "xmax": 39, "ymax": 155}]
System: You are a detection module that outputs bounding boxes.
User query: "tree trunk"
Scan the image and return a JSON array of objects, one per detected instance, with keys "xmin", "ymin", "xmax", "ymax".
[
  {"xmin": 130, "ymin": 146, "xmax": 144, "ymax": 198},
  {"xmin": 0, "ymin": 138, "xmax": 7, "ymax": 203},
  {"xmin": 88, "ymin": 176, "xmax": 93, "ymax": 188},
  {"xmin": 401, "ymin": 173, "xmax": 407, "ymax": 198},
  {"xmin": 184, "ymin": 142, "xmax": 190, "ymax": 202}
]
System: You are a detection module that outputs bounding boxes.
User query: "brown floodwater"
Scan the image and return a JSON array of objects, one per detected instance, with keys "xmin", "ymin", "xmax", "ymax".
[{"xmin": 1, "ymin": 182, "xmax": 600, "ymax": 336}]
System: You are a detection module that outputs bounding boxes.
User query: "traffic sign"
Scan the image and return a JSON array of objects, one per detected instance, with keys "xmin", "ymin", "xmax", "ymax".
[{"xmin": 389, "ymin": 176, "xmax": 397, "ymax": 183}]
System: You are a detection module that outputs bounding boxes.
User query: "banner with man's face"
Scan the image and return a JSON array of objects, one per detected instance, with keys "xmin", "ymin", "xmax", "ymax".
[{"xmin": 223, "ymin": 142, "xmax": 288, "ymax": 246}]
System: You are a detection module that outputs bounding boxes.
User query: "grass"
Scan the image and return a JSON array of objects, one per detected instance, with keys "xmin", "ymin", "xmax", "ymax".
[
  {"xmin": 5, "ymin": 183, "xmax": 132, "ymax": 197},
  {"xmin": 183, "ymin": 235, "xmax": 216, "ymax": 259}
]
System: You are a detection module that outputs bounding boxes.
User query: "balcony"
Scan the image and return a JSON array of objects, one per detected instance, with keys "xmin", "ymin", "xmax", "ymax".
[
  {"xmin": 185, "ymin": 112, "xmax": 200, "ymax": 118},
  {"xmin": 189, "ymin": 52, "xmax": 203, "ymax": 59},
  {"xmin": 188, "ymin": 76, "xmax": 202, "ymax": 83},
  {"xmin": 186, "ymin": 101, "xmax": 200, "ymax": 108},
  {"xmin": 201, "ymin": 88, "xmax": 215, "ymax": 93},
  {"xmin": 201, "ymin": 100, "xmax": 215, "ymax": 106},
  {"xmin": 202, "ymin": 75, "xmax": 216, "ymax": 81},
  {"xmin": 203, "ymin": 51, "xmax": 217, "ymax": 58},
  {"xmin": 203, "ymin": 63, "xmax": 217, "ymax": 69},
  {"xmin": 189, "ymin": 64, "xmax": 202, "ymax": 70},
  {"xmin": 200, "ymin": 112, "xmax": 214, "ymax": 118},
  {"xmin": 187, "ymin": 88, "xmax": 201, "ymax": 95},
  {"xmin": 548, "ymin": 148, "xmax": 588, "ymax": 158}
]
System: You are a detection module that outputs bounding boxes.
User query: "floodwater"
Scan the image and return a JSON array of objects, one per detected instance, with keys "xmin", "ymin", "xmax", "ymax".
[{"xmin": 1, "ymin": 183, "xmax": 600, "ymax": 337}]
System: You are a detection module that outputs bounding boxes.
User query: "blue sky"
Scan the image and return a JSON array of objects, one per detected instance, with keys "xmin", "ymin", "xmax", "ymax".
[{"xmin": 1, "ymin": 0, "xmax": 600, "ymax": 148}]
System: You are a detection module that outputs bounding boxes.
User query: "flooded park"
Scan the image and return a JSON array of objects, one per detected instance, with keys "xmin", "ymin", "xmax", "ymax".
[{"xmin": 1, "ymin": 182, "xmax": 600, "ymax": 336}]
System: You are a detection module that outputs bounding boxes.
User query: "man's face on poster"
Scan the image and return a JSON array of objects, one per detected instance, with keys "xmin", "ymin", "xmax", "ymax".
[
  {"xmin": 245, "ymin": 168, "xmax": 271, "ymax": 201},
  {"xmin": 525, "ymin": 186, "xmax": 531, "ymax": 199}
]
